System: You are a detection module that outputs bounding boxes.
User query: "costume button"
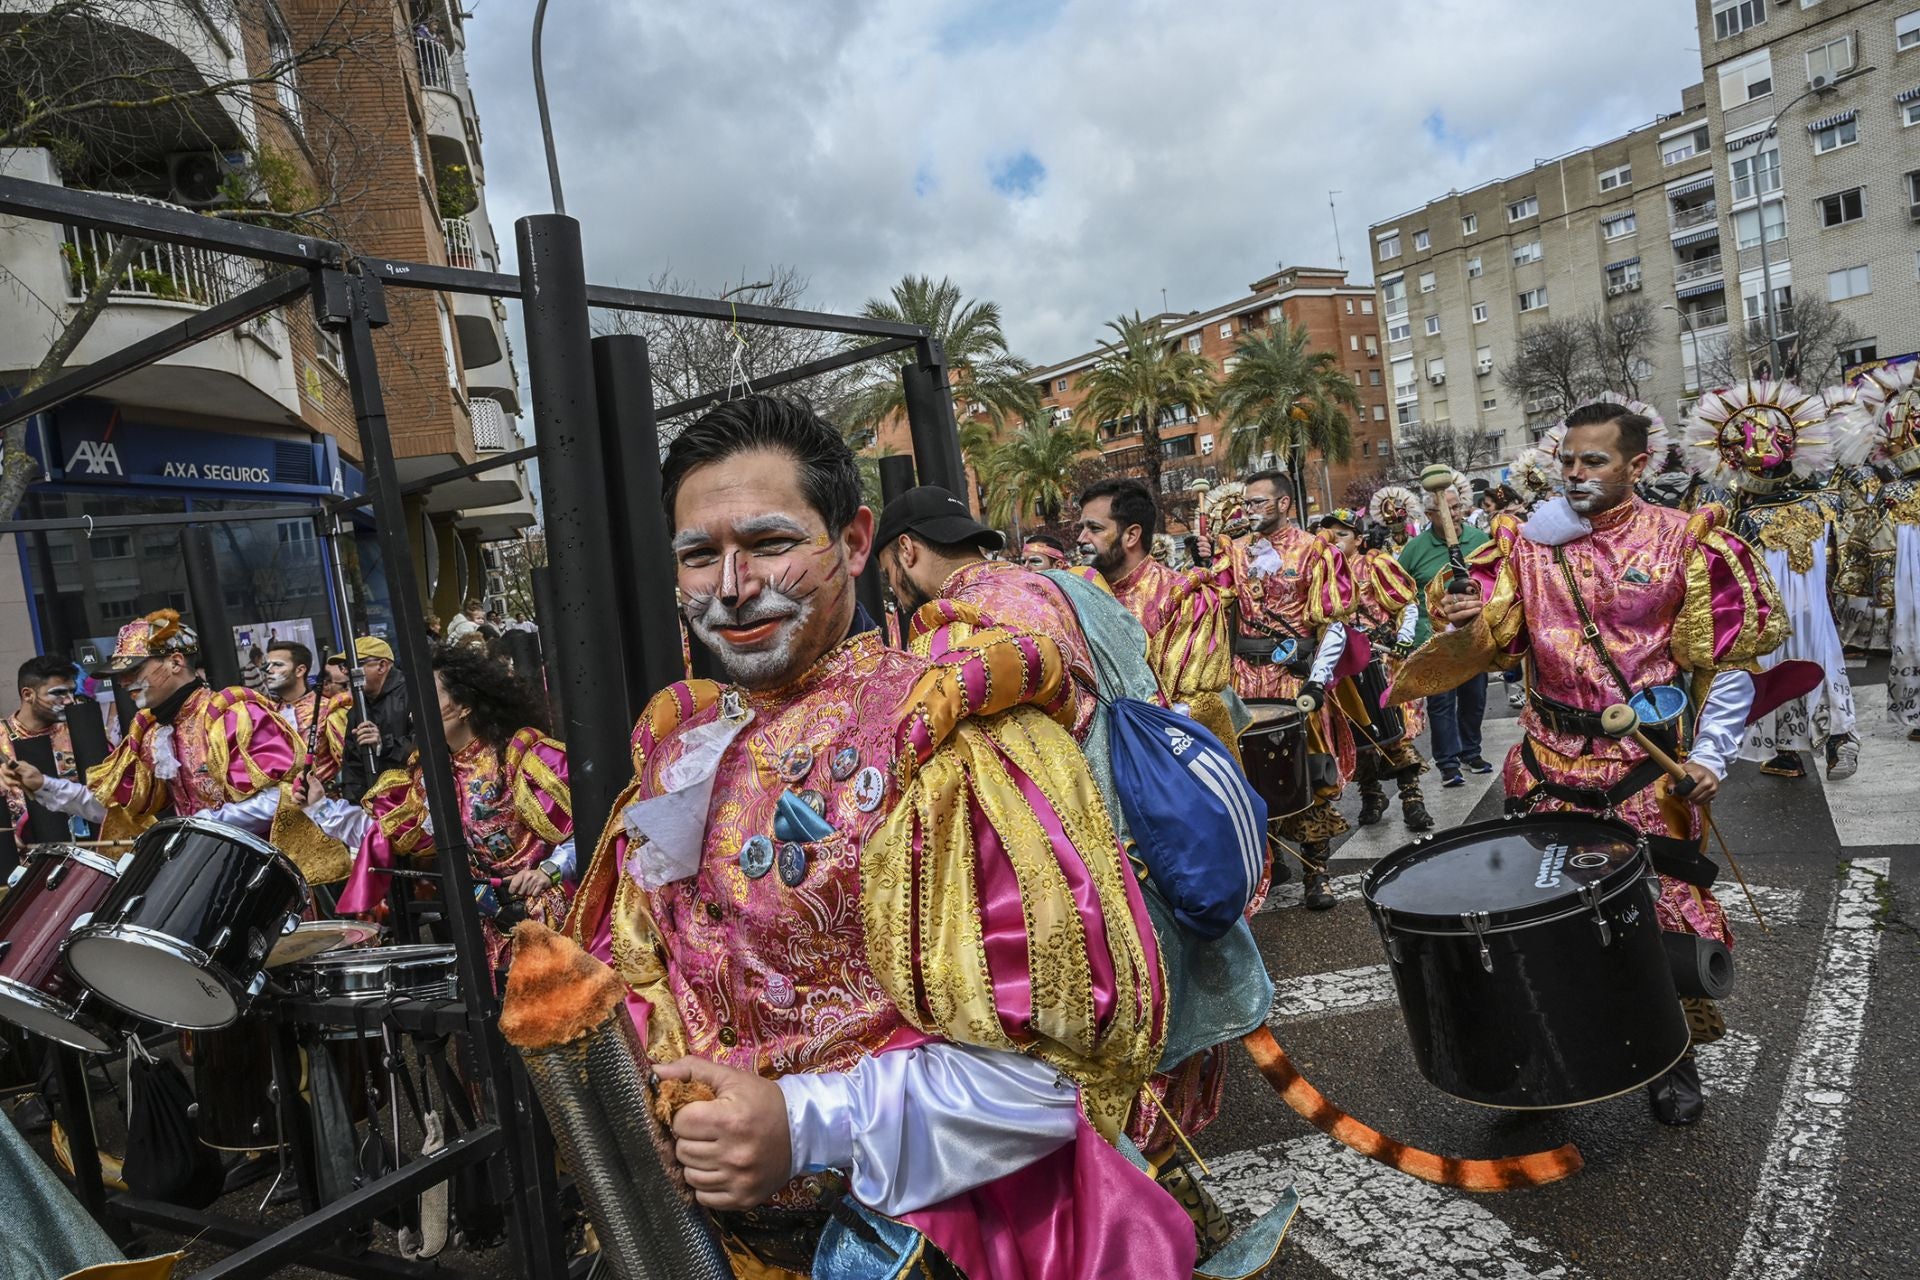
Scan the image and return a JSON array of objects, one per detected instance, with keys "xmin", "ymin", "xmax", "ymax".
[
  {"xmin": 705, "ymin": 901, "xmax": 723, "ymax": 923},
  {"xmin": 717, "ymin": 1026, "xmax": 737, "ymax": 1048}
]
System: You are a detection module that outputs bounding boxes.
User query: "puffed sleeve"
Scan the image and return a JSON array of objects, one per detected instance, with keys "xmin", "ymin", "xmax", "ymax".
[
  {"xmin": 309, "ymin": 692, "xmax": 354, "ymax": 786},
  {"xmin": 1362, "ymin": 550, "xmax": 1418, "ymax": 613},
  {"xmin": 202, "ymin": 688, "xmax": 305, "ymax": 801},
  {"xmin": 86, "ymin": 712, "xmax": 168, "ymax": 842},
  {"xmin": 904, "ymin": 601, "xmax": 1075, "ymax": 731},
  {"xmin": 334, "ymin": 767, "xmax": 429, "ymax": 915},
  {"xmin": 504, "ymin": 728, "xmax": 573, "ymax": 849},
  {"xmin": 1393, "ymin": 519, "xmax": 1529, "ymax": 703},
  {"xmin": 1672, "ymin": 506, "xmax": 1788, "ymax": 679},
  {"xmin": 863, "ymin": 637, "xmax": 1165, "ymax": 1143},
  {"xmin": 1146, "ymin": 563, "xmax": 1235, "ymax": 703}
]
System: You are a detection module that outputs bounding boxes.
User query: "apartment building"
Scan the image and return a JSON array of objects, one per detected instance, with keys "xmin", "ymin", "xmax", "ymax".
[
  {"xmin": 1027, "ymin": 265, "xmax": 1394, "ymax": 525},
  {"xmin": 1367, "ymin": 86, "xmax": 1716, "ymax": 470},
  {"xmin": 1697, "ymin": 0, "xmax": 1920, "ymax": 380},
  {"xmin": 0, "ymin": 0, "xmax": 531, "ymax": 677}
]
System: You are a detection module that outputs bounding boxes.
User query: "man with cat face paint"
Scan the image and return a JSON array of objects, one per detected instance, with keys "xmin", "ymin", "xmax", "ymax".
[
  {"xmin": 1413, "ymin": 401, "xmax": 1794, "ymax": 1126},
  {"xmin": 567, "ymin": 396, "xmax": 1190, "ymax": 1278}
]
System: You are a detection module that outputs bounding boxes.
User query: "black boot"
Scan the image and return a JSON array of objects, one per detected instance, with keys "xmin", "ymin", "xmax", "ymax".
[
  {"xmin": 1401, "ymin": 799, "xmax": 1435, "ymax": 832},
  {"xmin": 1357, "ymin": 785, "xmax": 1387, "ymax": 827},
  {"xmin": 1302, "ymin": 844, "xmax": 1336, "ymax": 911},
  {"xmin": 1646, "ymin": 1051, "xmax": 1705, "ymax": 1126}
]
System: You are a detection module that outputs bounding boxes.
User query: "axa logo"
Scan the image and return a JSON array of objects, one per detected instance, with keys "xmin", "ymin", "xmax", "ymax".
[
  {"xmin": 65, "ymin": 440, "xmax": 122, "ymax": 476},
  {"xmin": 1164, "ymin": 725, "xmax": 1194, "ymax": 757}
]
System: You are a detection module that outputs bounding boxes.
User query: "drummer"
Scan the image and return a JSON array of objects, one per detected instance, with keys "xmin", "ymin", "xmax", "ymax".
[
  {"xmin": 1, "ymin": 657, "xmax": 84, "ymax": 836},
  {"xmin": 1315, "ymin": 511, "xmax": 1433, "ymax": 834},
  {"xmin": 0, "ymin": 612, "xmax": 310, "ymax": 850},
  {"xmin": 1413, "ymin": 402, "xmax": 1792, "ymax": 1125},
  {"xmin": 1194, "ymin": 470, "xmax": 1358, "ymax": 911}
]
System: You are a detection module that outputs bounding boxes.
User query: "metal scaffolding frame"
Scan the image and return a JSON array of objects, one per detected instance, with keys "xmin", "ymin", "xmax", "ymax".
[{"xmin": 0, "ymin": 173, "xmax": 964, "ymax": 1280}]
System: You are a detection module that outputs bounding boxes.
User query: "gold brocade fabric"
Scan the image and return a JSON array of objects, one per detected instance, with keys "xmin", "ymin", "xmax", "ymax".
[
  {"xmin": 1738, "ymin": 491, "xmax": 1841, "ymax": 577},
  {"xmin": 1108, "ymin": 556, "xmax": 1235, "ymax": 705}
]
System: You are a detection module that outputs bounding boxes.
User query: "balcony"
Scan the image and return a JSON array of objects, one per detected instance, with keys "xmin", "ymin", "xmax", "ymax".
[
  {"xmin": 416, "ymin": 34, "xmax": 455, "ymax": 92},
  {"xmin": 1674, "ymin": 254, "xmax": 1723, "ymax": 285},
  {"xmin": 417, "ymin": 35, "xmax": 470, "ymax": 168},
  {"xmin": 451, "ymin": 290, "xmax": 503, "ymax": 369},
  {"xmin": 442, "ymin": 216, "xmax": 475, "ymax": 269},
  {"xmin": 1684, "ymin": 303, "xmax": 1729, "ymax": 329},
  {"xmin": 1670, "ymin": 202, "xmax": 1718, "ymax": 232}
]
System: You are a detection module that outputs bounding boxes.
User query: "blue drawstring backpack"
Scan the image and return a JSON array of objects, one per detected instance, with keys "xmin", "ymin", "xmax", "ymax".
[{"xmin": 1107, "ymin": 696, "xmax": 1268, "ymax": 940}]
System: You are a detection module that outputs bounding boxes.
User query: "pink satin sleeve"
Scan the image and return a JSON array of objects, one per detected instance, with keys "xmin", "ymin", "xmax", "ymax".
[
  {"xmin": 228, "ymin": 702, "xmax": 298, "ymax": 789},
  {"xmin": 1705, "ymin": 537, "xmax": 1767, "ymax": 663},
  {"xmin": 335, "ymin": 823, "xmax": 395, "ymax": 915}
]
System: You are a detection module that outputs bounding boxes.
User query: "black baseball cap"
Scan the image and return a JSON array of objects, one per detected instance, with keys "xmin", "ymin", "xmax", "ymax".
[{"xmin": 873, "ymin": 486, "xmax": 1005, "ymax": 552}]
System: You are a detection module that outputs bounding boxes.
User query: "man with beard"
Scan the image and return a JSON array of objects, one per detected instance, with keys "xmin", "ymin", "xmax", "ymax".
[
  {"xmin": 1412, "ymin": 402, "xmax": 1791, "ymax": 1124},
  {"xmin": 1, "ymin": 657, "xmax": 83, "ymax": 835},
  {"xmin": 567, "ymin": 396, "xmax": 1189, "ymax": 1278},
  {"xmin": 1194, "ymin": 470, "xmax": 1358, "ymax": 910},
  {"xmin": 0, "ymin": 611, "xmax": 306, "ymax": 845},
  {"xmin": 875, "ymin": 485, "xmax": 1099, "ymax": 741},
  {"xmin": 333, "ymin": 637, "xmax": 414, "ymax": 804},
  {"xmin": 1074, "ymin": 477, "xmax": 1237, "ymax": 753},
  {"xmin": 265, "ymin": 640, "xmax": 352, "ymax": 796}
]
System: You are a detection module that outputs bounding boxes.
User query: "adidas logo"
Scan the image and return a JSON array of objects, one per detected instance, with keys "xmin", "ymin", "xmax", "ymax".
[{"xmin": 1164, "ymin": 725, "xmax": 1194, "ymax": 756}]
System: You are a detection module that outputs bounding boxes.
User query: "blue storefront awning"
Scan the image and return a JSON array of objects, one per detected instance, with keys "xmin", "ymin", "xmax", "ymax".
[
  {"xmin": 1808, "ymin": 107, "xmax": 1858, "ymax": 132},
  {"xmin": 1676, "ymin": 280, "xmax": 1725, "ymax": 301},
  {"xmin": 1672, "ymin": 226, "xmax": 1720, "ymax": 248},
  {"xmin": 1606, "ymin": 256, "xmax": 1642, "ymax": 271}
]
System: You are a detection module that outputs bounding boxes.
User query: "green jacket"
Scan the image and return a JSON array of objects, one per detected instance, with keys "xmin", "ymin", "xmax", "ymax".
[{"xmin": 1398, "ymin": 523, "xmax": 1491, "ymax": 647}]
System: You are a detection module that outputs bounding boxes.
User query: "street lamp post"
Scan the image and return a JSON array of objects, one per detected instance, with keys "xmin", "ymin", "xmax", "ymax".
[{"xmin": 1661, "ymin": 302, "xmax": 1699, "ymax": 400}]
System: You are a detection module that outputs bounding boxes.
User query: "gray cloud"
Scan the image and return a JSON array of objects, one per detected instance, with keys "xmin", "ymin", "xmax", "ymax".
[{"xmin": 463, "ymin": 0, "xmax": 1701, "ymax": 368}]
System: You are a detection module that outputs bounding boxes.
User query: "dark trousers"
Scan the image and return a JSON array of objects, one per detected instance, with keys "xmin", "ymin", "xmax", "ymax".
[{"xmin": 1428, "ymin": 673, "xmax": 1488, "ymax": 771}]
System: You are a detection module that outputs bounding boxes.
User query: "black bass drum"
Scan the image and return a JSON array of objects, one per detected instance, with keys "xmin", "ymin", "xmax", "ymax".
[
  {"xmin": 1362, "ymin": 814, "xmax": 1689, "ymax": 1109},
  {"xmin": 65, "ymin": 818, "xmax": 310, "ymax": 1030},
  {"xmin": 1349, "ymin": 658, "xmax": 1405, "ymax": 749}
]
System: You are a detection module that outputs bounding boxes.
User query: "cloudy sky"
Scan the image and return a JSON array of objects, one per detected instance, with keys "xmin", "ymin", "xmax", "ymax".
[{"xmin": 463, "ymin": 0, "xmax": 1704, "ymax": 368}]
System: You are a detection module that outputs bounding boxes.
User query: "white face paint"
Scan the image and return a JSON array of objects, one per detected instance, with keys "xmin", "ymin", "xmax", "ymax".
[{"xmin": 683, "ymin": 582, "xmax": 816, "ymax": 688}]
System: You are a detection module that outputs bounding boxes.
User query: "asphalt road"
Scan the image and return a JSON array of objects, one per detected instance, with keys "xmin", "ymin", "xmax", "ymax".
[{"xmin": 1199, "ymin": 658, "xmax": 1919, "ymax": 1280}]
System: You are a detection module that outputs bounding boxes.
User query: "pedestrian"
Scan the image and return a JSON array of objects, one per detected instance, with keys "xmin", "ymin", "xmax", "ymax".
[
  {"xmin": 1399, "ymin": 471, "xmax": 1492, "ymax": 787},
  {"xmin": 446, "ymin": 600, "xmax": 485, "ymax": 645},
  {"xmin": 566, "ymin": 395, "xmax": 1189, "ymax": 1273},
  {"xmin": 241, "ymin": 644, "xmax": 267, "ymax": 691},
  {"xmin": 423, "ymin": 613, "xmax": 444, "ymax": 642},
  {"xmin": 331, "ymin": 636, "xmax": 414, "ymax": 804},
  {"xmin": 320, "ymin": 656, "xmax": 350, "ymax": 699}
]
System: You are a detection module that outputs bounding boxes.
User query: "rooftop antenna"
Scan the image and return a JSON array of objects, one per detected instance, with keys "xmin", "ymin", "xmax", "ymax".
[
  {"xmin": 531, "ymin": 0, "xmax": 565, "ymax": 214},
  {"xmin": 1328, "ymin": 190, "xmax": 1346, "ymax": 271},
  {"xmin": 1161, "ymin": 287, "xmax": 1169, "ymax": 313}
]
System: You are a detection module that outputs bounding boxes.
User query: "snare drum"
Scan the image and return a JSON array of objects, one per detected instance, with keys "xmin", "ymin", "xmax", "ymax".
[
  {"xmin": 1241, "ymin": 700, "xmax": 1311, "ymax": 819},
  {"xmin": 0, "ymin": 847, "xmax": 140, "ymax": 1053},
  {"xmin": 65, "ymin": 818, "xmax": 310, "ymax": 1030},
  {"xmin": 1349, "ymin": 658, "xmax": 1405, "ymax": 749},
  {"xmin": 1363, "ymin": 814, "xmax": 1689, "ymax": 1109},
  {"xmin": 285, "ymin": 944, "xmax": 458, "ymax": 1038}
]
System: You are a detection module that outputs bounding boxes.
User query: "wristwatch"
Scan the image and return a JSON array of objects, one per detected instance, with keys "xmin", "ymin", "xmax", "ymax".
[{"xmin": 537, "ymin": 858, "xmax": 562, "ymax": 887}]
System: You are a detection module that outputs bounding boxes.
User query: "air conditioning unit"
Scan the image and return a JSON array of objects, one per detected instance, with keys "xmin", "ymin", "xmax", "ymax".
[
  {"xmin": 1606, "ymin": 284, "xmax": 1625, "ymax": 296},
  {"xmin": 1429, "ymin": 373, "xmax": 1446, "ymax": 385},
  {"xmin": 1200, "ymin": 434, "xmax": 1215, "ymax": 455},
  {"xmin": 166, "ymin": 151, "xmax": 260, "ymax": 209},
  {"xmin": 1477, "ymin": 359, "xmax": 1494, "ymax": 374},
  {"xmin": 1810, "ymin": 72, "xmax": 1832, "ymax": 92}
]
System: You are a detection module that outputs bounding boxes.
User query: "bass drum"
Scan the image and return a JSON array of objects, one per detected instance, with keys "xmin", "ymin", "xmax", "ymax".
[
  {"xmin": 1240, "ymin": 701, "xmax": 1310, "ymax": 819},
  {"xmin": 1363, "ymin": 814, "xmax": 1689, "ymax": 1109},
  {"xmin": 181, "ymin": 1019, "xmax": 388, "ymax": 1152},
  {"xmin": 1349, "ymin": 658, "xmax": 1405, "ymax": 749}
]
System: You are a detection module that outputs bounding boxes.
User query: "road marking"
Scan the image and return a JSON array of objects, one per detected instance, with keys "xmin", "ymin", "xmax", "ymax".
[
  {"xmin": 1329, "ymin": 719, "xmax": 1523, "ymax": 865},
  {"xmin": 1723, "ymin": 883, "xmax": 1805, "ymax": 925},
  {"xmin": 1727, "ymin": 858, "xmax": 1890, "ymax": 1280},
  {"xmin": 1209, "ymin": 1135, "xmax": 1580, "ymax": 1279},
  {"xmin": 1815, "ymin": 683, "xmax": 1920, "ymax": 846},
  {"xmin": 1697, "ymin": 1027, "xmax": 1761, "ymax": 1098},
  {"xmin": 1269, "ymin": 964, "xmax": 1395, "ymax": 1022}
]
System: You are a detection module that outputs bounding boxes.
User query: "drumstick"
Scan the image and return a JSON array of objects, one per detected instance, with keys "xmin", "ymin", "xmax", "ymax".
[
  {"xmin": 1418, "ymin": 465, "xmax": 1473, "ymax": 595},
  {"xmin": 1598, "ymin": 704, "xmax": 1768, "ymax": 932}
]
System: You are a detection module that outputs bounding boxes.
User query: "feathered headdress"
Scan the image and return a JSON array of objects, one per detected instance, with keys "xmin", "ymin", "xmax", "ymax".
[
  {"xmin": 1686, "ymin": 380, "xmax": 1831, "ymax": 492},
  {"xmin": 1533, "ymin": 395, "xmax": 1672, "ymax": 472},
  {"xmin": 105, "ymin": 607, "xmax": 200, "ymax": 674},
  {"xmin": 1200, "ymin": 480, "xmax": 1250, "ymax": 536},
  {"xmin": 1367, "ymin": 484, "xmax": 1421, "ymax": 537},
  {"xmin": 1849, "ymin": 359, "xmax": 1920, "ymax": 475},
  {"xmin": 1505, "ymin": 450, "xmax": 1557, "ymax": 506}
]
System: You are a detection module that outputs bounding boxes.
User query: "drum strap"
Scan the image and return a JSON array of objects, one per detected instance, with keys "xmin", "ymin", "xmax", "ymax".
[
  {"xmin": 1552, "ymin": 546, "xmax": 1636, "ymax": 702},
  {"xmin": 1512, "ymin": 734, "xmax": 1670, "ymax": 818}
]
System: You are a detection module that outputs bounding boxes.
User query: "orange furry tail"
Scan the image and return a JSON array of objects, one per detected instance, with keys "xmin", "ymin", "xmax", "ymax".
[{"xmin": 1240, "ymin": 1026, "xmax": 1582, "ymax": 1191}]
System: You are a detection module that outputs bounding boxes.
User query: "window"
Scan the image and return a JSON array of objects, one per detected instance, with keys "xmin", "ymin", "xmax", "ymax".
[
  {"xmin": 1387, "ymin": 317, "xmax": 1412, "ymax": 342},
  {"xmin": 1805, "ymin": 34, "xmax": 1855, "ymax": 85},
  {"xmin": 1512, "ymin": 240, "xmax": 1543, "ymax": 265},
  {"xmin": 1828, "ymin": 264, "xmax": 1871, "ymax": 300},
  {"xmin": 1373, "ymin": 404, "xmax": 1387, "ymax": 420},
  {"xmin": 1599, "ymin": 163, "xmax": 1633, "ymax": 192},
  {"xmin": 1712, "ymin": 0, "xmax": 1767, "ymax": 41},
  {"xmin": 1908, "ymin": 169, "xmax": 1920, "ymax": 203},
  {"xmin": 1368, "ymin": 369, "xmax": 1382, "ymax": 385},
  {"xmin": 1345, "ymin": 299, "xmax": 1355, "ymax": 314},
  {"xmin": 1730, "ymin": 143, "xmax": 1781, "ymax": 199},
  {"xmin": 1840, "ymin": 341, "xmax": 1878, "ymax": 369},
  {"xmin": 1818, "ymin": 187, "xmax": 1864, "ymax": 227},
  {"xmin": 1361, "ymin": 299, "xmax": 1374, "ymax": 314},
  {"xmin": 1507, "ymin": 195, "xmax": 1538, "ymax": 222},
  {"xmin": 1483, "ymin": 397, "xmax": 1498, "ymax": 410},
  {"xmin": 1906, "ymin": 99, "xmax": 1920, "ymax": 127},
  {"xmin": 1461, "ymin": 213, "xmax": 1478, "ymax": 235},
  {"xmin": 266, "ymin": 5, "xmax": 304, "ymax": 131},
  {"xmin": 1365, "ymin": 336, "xmax": 1378, "ymax": 356},
  {"xmin": 1662, "ymin": 125, "xmax": 1710, "ymax": 165},
  {"xmin": 1601, "ymin": 211, "xmax": 1637, "ymax": 239},
  {"xmin": 436, "ymin": 297, "xmax": 458, "ymax": 388},
  {"xmin": 1414, "ymin": 230, "xmax": 1431, "ymax": 251},
  {"xmin": 1476, "ymin": 344, "xmax": 1493, "ymax": 372},
  {"xmin": 1427, "ymin": 357, "xmax": 1447, "ymax": 380},
  {"xmin": 1741, "ymin": 279, "xmax": 1793, "ymax": 321},
  {"xmin": 1734, "ymin": 200, "xmax": 1786, "ymax": 248},
  {"xmin": 1381, "ymin": 277, "xmax": 1407, "ymax": 316},
  {"xmin": 1378, "ymin": 234, "xmax": 1401, "ymax": 260},
  {"xmin": 1218, "ymin": 322, "xmax": 1233, "ymax": 339},
  {"xmin": 1472, "ymin": 301, "xmax": 1490, "ymax": 323},
  {"xmin": 1397, "ymin": 403, "xmax": 1417, "ymax": 427},
  {"xmin": 1900, "ymin": 9, "xmax": 1920, "ymax": 50},
  {"xmin": 1360, "ymin": 440, "xmax": 1371, "ymax": 457},
  {"xmin": 1518, "ymin": 288, "xmax": 1548, "ymax": 313},
  {"xmin": 1418, "ymin": 271, "xmax": 1436, "ymax": 293},
  {"xmin": 98, "ymin": 598, "xmax": 139, "ymax": 623},
  {"xmin": 1424, "ymin": 315, "xmax": 1441, "ymax": 336},
  {"xmin": 1058, "ymin": 376, "xmax": 1071, "ymax": 389},
  {"xmin": 1391, "ymin": 358, "xmax": 1415, "ymax": 399},
  {"xmin": 1466, "ymin": 256, "xmax": 1482, "ymax": 278},
  {"xmin": 1606, "ymin": 260, "xmax": 1643, "ymax": 289},
  {"xmin": 1718, "ymin": 50, "xmax": 1773, "ymax": 103},
  {"xmin": 1350, "ymin": 335, "xmax": 1360, "ymax": 351},
  {"xmin": 1812, "ymin": 117, "xmax": 1857, "ymax": 153}
]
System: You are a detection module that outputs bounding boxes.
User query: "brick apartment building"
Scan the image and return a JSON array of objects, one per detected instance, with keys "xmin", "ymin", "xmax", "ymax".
[
  {"xmin": 0, "ymin": 0, "xmax": 530, "ymax": 679},
  {"xmin": 1028, "ymin": 265, "xmax": 1395, "ymax": 529}
]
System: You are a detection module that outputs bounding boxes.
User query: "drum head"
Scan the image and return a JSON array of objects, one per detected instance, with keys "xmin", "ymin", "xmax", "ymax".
[
  {"xmin": 65, "ymin": 932, "xmax": 238, "ymax": 1030},
  {"xmin": 1366, "ymin": 815, "xmax": 1642, "ymax": 926},
  {"xmin": 0, "ymin": 979, "xmax": 115, "ymax": 1054},
  {"xmin": 266, "ymin": 921, "xmax": 381, "ymax": 969}
]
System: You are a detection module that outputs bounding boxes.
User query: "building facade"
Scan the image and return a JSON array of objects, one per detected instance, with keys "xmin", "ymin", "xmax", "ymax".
[
  {"xmin": 0, "ymin": 0, "xmax": 532, "ymax": 681},
  {"xmin": 1027, "ymin": 265, "xmax": 1393, "ymax": 526}
]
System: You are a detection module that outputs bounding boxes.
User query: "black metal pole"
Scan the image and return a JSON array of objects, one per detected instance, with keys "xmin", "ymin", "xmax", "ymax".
[
  {"xmin": 181, "ymin": 524, "xmax": 242, "ymax": 689},
  {"xmin": 590, "ymin": 333, "xmax": 683, "ymax": 715},
  {"xmin": 515, "ymin": 214, "xmax": 631, "ymax": 855},
  {"xmin": 878, "ymin": 455, "xmax": 918, "ymax": 505},
  {"xmin": 322, "ymin": 265, "xmax": 567, "ymax": 1280},
  {"xmin": 901, "ymin": 341, "xmax": 966, "ymax": 498},
  {"xmin": 528, "ymin": 563, "xmax": 566, "ymax": 729}
]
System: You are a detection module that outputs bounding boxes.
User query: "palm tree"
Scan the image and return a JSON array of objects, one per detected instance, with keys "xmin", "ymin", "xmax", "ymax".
[
  {"xmin": 842, "ymin": 275, "xmax": 1041, "ymax": 445},
  {"xmin": 983, "ymin": 415, "xmax": 1098, "ymax": 535},
  {"xmin": 1218, "ymin": 320, "xmax": 1360, "ymax": 511},
  {"xmin": 1073, "ymin": 312, "xmax": 1218, "ymax": 499}
]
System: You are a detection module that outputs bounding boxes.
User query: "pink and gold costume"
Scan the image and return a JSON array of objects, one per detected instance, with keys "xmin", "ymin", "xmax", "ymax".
[
  {"xmin": 277, "ymin": 691, "xmax": 354, "ymax": 791},
  {"xmin": 1107, "ymin": 555, "xmax": 1237, "ymax": 752},
  {"xmin": 338, "ymin": 730, "xmax": 574, "ymax": 972},
  {"xmin": 568, "ymin": 626, "xmax": 1189, "ymax": 1279},
  {"xmin": 2, "ymin": 715, "xmax": 75, "ymax": 831},
  {"xmin": 910, "ymin": 559, "xmax": 1099, "ymax": 740},
  {"xmin": 1413, "ymin": 500, "xmax": 1784, "ymax": 945}
]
